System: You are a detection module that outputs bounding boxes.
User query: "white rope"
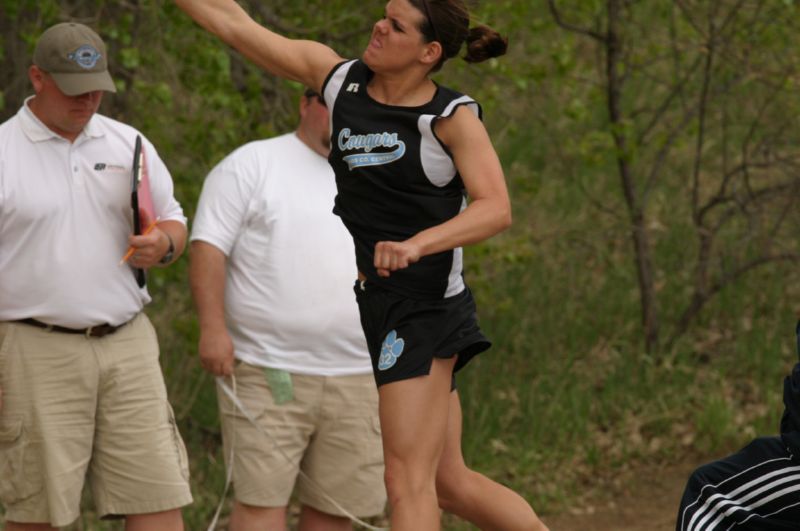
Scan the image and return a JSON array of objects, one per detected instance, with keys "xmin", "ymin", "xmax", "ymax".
[
  {"xmin": 208, "ymin": 375, "xmax": 388, "ymax": 531},
  {"xmin": 206, "ymin": 375, "xmax": 236, "ymax": 531}
]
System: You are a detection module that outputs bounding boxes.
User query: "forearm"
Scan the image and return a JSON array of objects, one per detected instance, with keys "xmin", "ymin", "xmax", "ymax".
[
  {"xmin": 188, "ymin": 241, "xmax": 228, "ymax": 333},
  {"xmin": 411, "ymin": 197, "xmax": 512, "ymax": 257}
]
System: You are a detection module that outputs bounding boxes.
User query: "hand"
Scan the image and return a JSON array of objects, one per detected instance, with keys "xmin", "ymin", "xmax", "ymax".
[
  {"xmin": 128, "ymin": 207, "xmax": 169, "ymax": 269},
  {"xmin": 198, "ymin": 328, "xmax": 235, "ymax": 376},
  {"xmin": 374, "ymin": 240, "xmax": 421, "ymax": 278}
]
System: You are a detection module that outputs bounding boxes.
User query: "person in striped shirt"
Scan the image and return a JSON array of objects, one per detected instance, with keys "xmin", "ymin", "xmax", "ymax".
[{"xmin": 676, "ymin": 324, "xmax": 800, "ymax": 530}]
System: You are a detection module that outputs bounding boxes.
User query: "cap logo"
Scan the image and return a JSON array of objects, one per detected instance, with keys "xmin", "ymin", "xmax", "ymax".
[{"xmin": 67, "ymin": 45, "xmax": 102, "ymax": 69}]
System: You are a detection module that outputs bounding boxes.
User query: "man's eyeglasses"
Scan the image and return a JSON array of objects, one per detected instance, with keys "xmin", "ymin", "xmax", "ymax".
[{"xmin": 303, "ymin": 89, "xmax": 326, "ymax": 107}]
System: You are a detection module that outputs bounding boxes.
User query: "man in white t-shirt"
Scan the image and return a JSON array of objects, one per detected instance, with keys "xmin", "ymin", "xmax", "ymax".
[
  {"xmin": 190, "ymin": 89, "xmax": 386, "ymax": 530},
  {"xmin": 0, "ymin": 23, "xmax": 192, "ymax": 530}
]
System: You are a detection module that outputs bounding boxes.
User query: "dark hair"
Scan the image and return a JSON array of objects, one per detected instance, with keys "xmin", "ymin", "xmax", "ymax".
[{"xmin": 409, "ymin": 0, "xmax": 508, "ymax": 72}]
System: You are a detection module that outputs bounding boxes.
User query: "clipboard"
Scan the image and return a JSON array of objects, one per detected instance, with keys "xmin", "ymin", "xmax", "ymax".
[{"xmin": 130, "ymin": 135, "xmax": 146, "ymax": 288}]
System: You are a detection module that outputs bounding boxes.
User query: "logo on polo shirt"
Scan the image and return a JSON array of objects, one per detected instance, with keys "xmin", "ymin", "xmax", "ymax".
[
  {"xmin": 378, "ymin": 330, "xmax": 405, "ymax": 371},
  {"xmin": 94, "ymin": 162, "xmax": 127, "ymax": 172}
]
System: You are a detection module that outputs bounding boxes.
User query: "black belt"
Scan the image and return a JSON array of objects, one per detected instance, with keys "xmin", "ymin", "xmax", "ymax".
[{"xmin": 15, "ymin": 318, "xmax": 127, "ymax": 338}]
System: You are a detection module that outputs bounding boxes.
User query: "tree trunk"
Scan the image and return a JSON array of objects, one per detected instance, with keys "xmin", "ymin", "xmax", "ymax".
[{"xmin": 605, "ymin": 0, "xmax": 659, "ymax": 352}]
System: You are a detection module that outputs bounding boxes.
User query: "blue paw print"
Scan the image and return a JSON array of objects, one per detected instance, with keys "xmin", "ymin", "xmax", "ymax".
[{"xmin": 378, "ymin": 330, "xmax": 405, "ymax": 371}]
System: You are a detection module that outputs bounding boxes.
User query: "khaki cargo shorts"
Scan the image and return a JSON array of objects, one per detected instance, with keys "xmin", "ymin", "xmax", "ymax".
[
  {"xmin": 0, "ymin": 314, "xmax": 193, "ymax": 527},
  {"xmin": 218, "ymin": 362, "xmax": 386, "ymax": 517}
]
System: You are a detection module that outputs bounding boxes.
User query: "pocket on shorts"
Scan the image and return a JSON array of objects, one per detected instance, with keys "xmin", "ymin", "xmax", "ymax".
[
  {"xmin": 166, "ymin": 404, "xmax": 191, "ymax": 482},
  {"xmin": 371, "ymin": 415, "xmax": 382, "ymax": 438},
  {"xmin": 0, "ymin": 416, "xmax": 42, "ymax": 504}
]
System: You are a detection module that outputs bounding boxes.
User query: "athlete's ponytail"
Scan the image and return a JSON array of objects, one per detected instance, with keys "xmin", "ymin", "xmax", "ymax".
[
  {"xmin": 411, "ymin": 0, "xmax": 507, "ymax": 72},
  {"xmin": 464, "ymin": 25, "xmax": 508, "ymax": 64}
]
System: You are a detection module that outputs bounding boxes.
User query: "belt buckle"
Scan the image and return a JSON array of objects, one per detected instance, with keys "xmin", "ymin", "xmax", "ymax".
[{"xmin": 85, "ymin": 326, "xmax": 95, "ymax": 339}]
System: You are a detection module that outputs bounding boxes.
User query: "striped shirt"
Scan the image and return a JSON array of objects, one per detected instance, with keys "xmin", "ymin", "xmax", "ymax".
[{"xmin": 677, "ymin": 436, "xmax": 800, "ymax": 530}]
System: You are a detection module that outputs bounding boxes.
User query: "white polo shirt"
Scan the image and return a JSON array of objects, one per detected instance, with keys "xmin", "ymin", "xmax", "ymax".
[
  {"xmin": 191, "ymin": 133, "xmax": 371, "ymax": 376},
  {"xmin": 0, "ymin": 98, "xmax": 186, "ymax": 328}
]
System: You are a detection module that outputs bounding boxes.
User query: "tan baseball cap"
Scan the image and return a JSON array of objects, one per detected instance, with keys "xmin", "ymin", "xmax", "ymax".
[{"xmin": 33, "ymin": 22, "xmax": 117, "ymax": 96}]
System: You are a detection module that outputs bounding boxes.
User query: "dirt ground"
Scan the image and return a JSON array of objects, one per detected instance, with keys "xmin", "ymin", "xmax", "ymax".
[
  {"xmin": 539, "ymin": 459, "xmax": 699, "ymax": 531},
  {"xmin": 0, "ymin": 459, "xmax": 702, "ymax": 531}
]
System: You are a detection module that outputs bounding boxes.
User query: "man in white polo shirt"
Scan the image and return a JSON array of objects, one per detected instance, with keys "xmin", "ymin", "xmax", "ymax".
[
  {"xmin": 0, "ymin": 23, "xmax": 192, "ymax": 530},
  {"xmin": 190, "ymin": 89, "xmax": 386, "ymax": 530}
]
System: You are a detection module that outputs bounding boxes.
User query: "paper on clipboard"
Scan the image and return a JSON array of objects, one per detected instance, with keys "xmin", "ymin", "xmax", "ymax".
[{"xmin": 134, "ymin": 135, "xmax": 156, "ymax": 226}]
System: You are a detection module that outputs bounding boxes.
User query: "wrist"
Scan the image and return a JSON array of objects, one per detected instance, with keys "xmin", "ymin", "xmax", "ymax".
[
  {"xmin": 200, "ymin": 318, "xmax": 228, "ymax": 335},
  {"xmin": 407, "ymin": 234, "xmax": 428, "ymax": 259},
  {"xmin": 158, "ymin": 231, "xmax": 175, "ymax": 265}
]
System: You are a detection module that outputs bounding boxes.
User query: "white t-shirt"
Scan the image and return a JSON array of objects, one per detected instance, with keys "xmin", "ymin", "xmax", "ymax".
[
  {"xmin": 0, "ymin": 98, "xmax": 186, "ymax": 328},
  {"xmin": 191, "ymin": 133, "xmax": 371, "ymax": 376}
]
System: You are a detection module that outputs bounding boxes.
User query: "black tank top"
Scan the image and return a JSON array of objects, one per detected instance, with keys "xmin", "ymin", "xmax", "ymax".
[{"xmin": 323, "ymin": 59, "xmax": 482, "ymax": 300}]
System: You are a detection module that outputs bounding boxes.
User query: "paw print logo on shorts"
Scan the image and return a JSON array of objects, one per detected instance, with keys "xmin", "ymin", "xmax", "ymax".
[{"xmin": 378, "ymin": 330, "xmax": 405, "ymax": 371}]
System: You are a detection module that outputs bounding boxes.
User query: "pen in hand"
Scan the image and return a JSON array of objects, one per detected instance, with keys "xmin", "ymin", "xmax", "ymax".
[{"xmin": 119, "ymin": 218, "xmax": 159, "ymax": 265}]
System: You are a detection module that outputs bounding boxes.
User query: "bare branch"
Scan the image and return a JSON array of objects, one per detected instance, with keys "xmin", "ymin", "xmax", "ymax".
[
  {"xmin": 668, "ymin": 252, "xmax": 800, "ymax": 349},
  {"xmin": 547, "ymin": 0, "xmax": 607, "ymax": 41},
  {"xmin": 689, "ymin": 21, "xmax": 716, "ymax": 222},
  {"xmin": 636, "ymin": 54, "xmax": 703, "ymax": 146}
]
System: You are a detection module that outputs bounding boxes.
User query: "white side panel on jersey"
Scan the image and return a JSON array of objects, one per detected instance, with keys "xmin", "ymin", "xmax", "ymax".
[
  {"xmin": 418, "ymin": 114, "xmax": 457, "ymax": 187},
  {"xmin": 418, "ymin": 96, "xmax": 480, "ymax": 188},
  {"xmin": 323, "ymin": 60, "xmax": 357, "ymax": 139},
  {"xmin": 444, "ymin": 196, "xmax": 468, "ymax": 297}
]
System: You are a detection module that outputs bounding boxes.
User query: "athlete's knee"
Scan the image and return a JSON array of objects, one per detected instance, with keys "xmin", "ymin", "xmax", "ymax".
[
  {"xmin": 384, "ymin": 457, "xmax": 436, "ymax": 506},
  {"xmin": 383, "ymin": 460, "xmax": 412, "ymax": 501}
]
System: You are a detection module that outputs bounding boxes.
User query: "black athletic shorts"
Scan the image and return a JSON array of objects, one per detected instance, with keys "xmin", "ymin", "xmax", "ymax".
[{"xmin": 353, "ymin": 279, "xmax": 491, "ymax": 387}]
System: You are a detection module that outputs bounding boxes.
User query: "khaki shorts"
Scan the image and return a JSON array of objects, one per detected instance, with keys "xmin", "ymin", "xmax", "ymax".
[
  {"xmin": 218, "ymin": 362, "xmax": 386, "ymax": 517},
  {"xmin": 0, "ymin": 314, "xmax": 192, "ymax": 527}
]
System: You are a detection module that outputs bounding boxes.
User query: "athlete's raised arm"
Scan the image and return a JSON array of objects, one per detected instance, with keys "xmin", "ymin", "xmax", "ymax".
[{"xmin": 175, "ymin": 0, "xmax": 343, "ymax": 92}]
